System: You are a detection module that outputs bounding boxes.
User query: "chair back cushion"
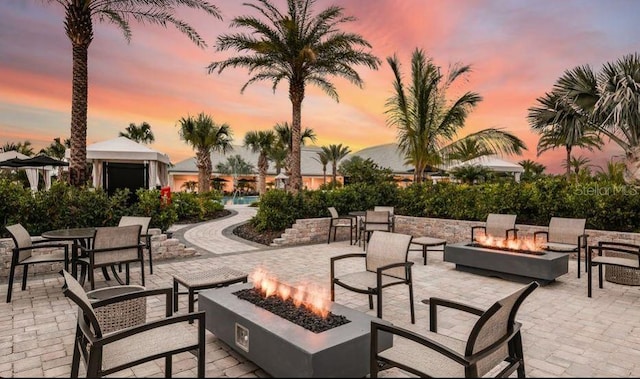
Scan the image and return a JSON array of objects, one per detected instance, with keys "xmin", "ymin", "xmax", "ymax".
[
  {"xmin": 467, "ymin": 282, "xmax": 538, "ymax": 376},
  {"xmin": 366, "ymin": 231, "xmax": 412, "ymax": 279},
  {"xmin": 485, "ymin": 213, "xmax": 517, "ymax": 237},
  {"xmin": 118, "ymin": 216, "xmax": 151, "ymax": 234},
  {"xmin": 92, "ymin": 225, "xmax": 141, "ymax": 265},
  {"xmin": 374, "ymin": 206, "xmax": 394, "ymax": 217},
  {"xmin": 328, "ymin": 207, "xmax": 339, "ymax": 219},
  {"xmin": 548, "ymin": 217, "xmax": 586, "ymax": 245},
  {"xmin": 6, "ymin": 224, "xmax": 33, "ymax": 262},
  {"xmin": 364, "ymin": 210, "xmax": 391, "ymax": 231}
]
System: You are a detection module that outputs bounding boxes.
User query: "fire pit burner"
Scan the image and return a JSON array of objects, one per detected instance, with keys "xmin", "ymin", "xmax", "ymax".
[
  {"xmin": 234, "ymin": 288, "xmax": 350, "ymax": 333},
  {"xmin": 468, "ymin": 242, "xmax": 546, "ymax": 256}
]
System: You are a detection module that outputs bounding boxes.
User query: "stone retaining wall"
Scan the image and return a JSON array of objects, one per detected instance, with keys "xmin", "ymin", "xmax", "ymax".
[
  {"xmin": 271, "ymin": 216, "xmax": 640, "ymax": 259},
  {"xmin": 0, "ymin": 228, "xmax": 197, "ymax": 280}
]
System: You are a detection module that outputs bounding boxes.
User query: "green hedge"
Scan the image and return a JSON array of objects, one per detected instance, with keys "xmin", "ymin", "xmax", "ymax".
[
  {"xmin": 253, "ymin": 178, "xmax": 640, "ymax": 233},
  {"xmin": 0, "ymin": 180, "xmax": 224, "ymax": 238}
]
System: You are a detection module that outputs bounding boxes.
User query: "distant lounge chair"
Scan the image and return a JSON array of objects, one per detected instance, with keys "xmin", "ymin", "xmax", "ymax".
[
  {"xmin": 327, "ymin": 207, "xmax": 357, "ymax": 245},
  {"xmin": 471, "ymin": 213, "xmax": 518, "ymax": 242}
]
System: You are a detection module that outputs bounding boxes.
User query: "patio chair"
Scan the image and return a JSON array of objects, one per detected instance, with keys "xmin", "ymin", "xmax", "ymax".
[
  {"xmin": 471, "ymin": 213, "xmax": 518, "ymax": 242},
  {"xmin": 359, "ymin": 210, "xmax": 393, "ymax": 251},
  {"xmin": 370, "ymin": 281, "xmax": 539, "ymax": 378},
  {"xmin": 118, "ymin": 216, "xmax": 153, "ymax": 274},
  {"xmin": 374, "ymin": 206, "xmax": 395, "ymax": 231},
  {"xmin": 5, "ymin": 223, "xmax": 69, "ymax": 302},
  {"xmin": 533, "ymin": 217, "xmax": 588, "ymax": 278},
  {"xmin": 587, "ymin": 242, "xmax": 640, "ymax": 297},
  {"xmin": 60, "ymin": 270, "xmax": 205, "ymax": 378},
  {"xmin": 74, "ymin": 225, "xmax": 145, "ymax": 290},
  {"xmin": 327, "ymin": 207, "xmax": 357, "ymax": 245},
  {"xmin": 331, "ymin": 230, "xmax": 415, "ymax": 324}
]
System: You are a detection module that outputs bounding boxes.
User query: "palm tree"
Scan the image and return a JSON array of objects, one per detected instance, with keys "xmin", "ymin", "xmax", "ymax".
[
  {"xmin": 314, "ymin": 150, "xmax": 329, "ymax": 185},
  {"xmin": 44, "ymin": 0, "xmax": 222, "ymax": 187},
  {"xmin": 216, "ymin": 154, "xmax": 255, "ymax": 193},
  {"xmin": 447, "ymin": 139, "xmax": 492, "ymax": 161},
  {"xmin": 322, "ymin": 144, "xmax": 351, "ymax": 185},
  {"xmin": 518, "ymin": 159, "xmax": 546, "ymax": 180},
  {"xmin": 40, "ymin": 137, "xmax": 68, "ymax": 179},
  {"xmin": 119, "ymin": 122, "xmax": 155, "ymax": 144},
  {"xmin": 2, "ymin": 141, "xmax": 34, "ymax": 156},
  {"xmin": 528, "ymin": 88, "xmax": 602, "ymax": 178},
  {"xmin": 386, "ymin": 49, "xmax": 526, "ymax": 183},
  {"xmin": 39, "ymin": 137, "xmax": 66, "ymax": 160},
  {"xmin": 178, "ymin": 113, "xmax": 232, "ymax": 193},
  {"xmin": 244, "ymin": 130, "xmax": 276, "ymax": 195},
  {"xmin": 591, "ymin": 53, "xmax": 640, "ymax": 182},
  {"xmin": 273, "ymin": 122, "xmax": 317, "ymax": 182},
  {"xmin": 207, "ymin": 0, "xmax": 380, "ymax": 193},
  {"xmin": 563, "ymin": 155, "xmax": 593, "ymax": 176},
  {"xmin": 595, "ymin": 159, "xmax": 626, "ymax": 184}
]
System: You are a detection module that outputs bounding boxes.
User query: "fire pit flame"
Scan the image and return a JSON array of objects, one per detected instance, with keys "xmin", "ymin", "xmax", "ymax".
[
  {"xmin": 249, "ymin": 269, "xmax": 331, "ymax": 318},
  {"xmin": 475, "ymin": 235, "xmax": 542, "ymax": 252}
]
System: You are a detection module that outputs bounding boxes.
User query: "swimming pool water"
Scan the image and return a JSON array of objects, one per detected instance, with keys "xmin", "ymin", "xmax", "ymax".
[{"xmin": 221, "ymin": 195, "xmax": 259, "ymax": 205}]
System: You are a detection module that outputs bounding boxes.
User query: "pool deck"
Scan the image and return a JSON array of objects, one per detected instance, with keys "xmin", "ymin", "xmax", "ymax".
[{"xmin": 1, "ymin": 204, "xmax": 639, "ymax": 377}]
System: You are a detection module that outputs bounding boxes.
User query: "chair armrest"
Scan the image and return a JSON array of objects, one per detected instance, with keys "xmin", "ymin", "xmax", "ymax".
[
  {"xmin": 96, "ymin": 311, "xmax": 206, "ymax": 347},
  {"xmin": 15, "ymin": 243, "xmax": 69, "ymax": 252},
  {"xmin": 597, "ymin": 241, "xmax": 640, "ymax": 250},
  {"xmin": 376, "ymin": 261, "xmax": 414, "ymax": 276},
  {"xmin": 79, "ymin": 243, "xmax": 144, "ymax": 255},
  {"xmin": 330, "ymin": 253, "xmax": 366, "ymax": 279},
  {"xmin": 471, "ymin": 226, "xmax": 486, "ymax": 241},
  {"xmin": 506, "ymin": 228, "xmax": 518, "ymax": 239},
  {"xmin": 427, "ymin": 297, "xmax": 484, "ymax": 333},
  {"xmin": 371, "ymin": 320, "xmax": 467, "ymax": 365},
  {"xmin": 533, "ymin": 230, "xmax": 548, "ymax": 243}
]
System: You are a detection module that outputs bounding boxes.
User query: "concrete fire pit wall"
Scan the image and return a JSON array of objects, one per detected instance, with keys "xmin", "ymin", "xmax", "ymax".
[
  {"xmin": 0, "ymin": 229, "xmax": 197, "ymax": 279},
  {"xmin": 272, "ymin": 216, "xmax": 640, "ymax": 260}
]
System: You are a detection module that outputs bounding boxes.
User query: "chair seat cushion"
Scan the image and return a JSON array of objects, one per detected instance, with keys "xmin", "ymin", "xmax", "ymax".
[
  {"xmin": 378, "ymin": 330, "xmax": 466, "ymax": 377},
  {"xmin": 543, "ymin": 242, "xmax": 578, "ymax": 252},
  {"xmin": 591, "ymin": 256, "xmax": 639, "ymax": 268},
  {"xmin": 102, "ymin": 322, "xmax": 198, "ymax": 371},
  {"xmin": 335, "ymin": 271, "xmax": 405, "ymax": 289},
  {"xmin": 332, "ymin": 220, "xmax": 354, "ymax": 227},
  {"xmin": 21, "ymin": 250, "xmax": 67, "ymax": 264},
  {"xmin": 412, "ymin": 237, "xmax": 446, "ymax": 246}
]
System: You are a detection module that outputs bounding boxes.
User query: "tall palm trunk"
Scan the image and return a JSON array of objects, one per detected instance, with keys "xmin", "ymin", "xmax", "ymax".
[
  {"xmin": 257, "ymin": 153, "xmax": 268, "ymax": 195},
  {"xmin": 289, "ymin": 83, "xmax": 304, "ymax": 193},
  {"xmin": 66, "ymin": 4, "xmax": 93, "ymax": 186},
  {"xmin": 195, "ymin": 150, "xmax": 209, "ymax": 192}
]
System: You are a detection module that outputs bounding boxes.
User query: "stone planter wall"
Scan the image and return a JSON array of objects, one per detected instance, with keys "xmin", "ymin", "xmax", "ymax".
[
  {"xmin": 272, "ymin": 216, "xmax": 640, "ymax": 260},
  {"xmin": 0, "ymin": 228, "xmax": 197, "ymax": 280}
]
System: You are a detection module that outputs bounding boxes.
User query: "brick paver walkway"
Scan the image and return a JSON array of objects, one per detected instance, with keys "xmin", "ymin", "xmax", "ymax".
[{"xmin": 1, "ymin": 205, "xmax": 639, "ymax": 377}]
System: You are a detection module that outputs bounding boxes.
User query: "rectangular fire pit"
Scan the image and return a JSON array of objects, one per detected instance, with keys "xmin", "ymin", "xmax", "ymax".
[
  {"xmin": 199, "ymin": 283, "xmax": 393, "ymax": 378},
  {"xmin": 444, "ymin": 242, "xmax": 569, "ymax": 285}
]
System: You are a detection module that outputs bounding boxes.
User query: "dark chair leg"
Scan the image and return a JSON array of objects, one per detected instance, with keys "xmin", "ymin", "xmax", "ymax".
[
  {"xmin": 71, "ymin": 329, "xmax": 82, "ymax": 378},
  {"xmin": 408, "ymin": 281, "xmax": 415, "ymax": 324},
  {"xmin": 21, "ymin": 265, "xmax": 29, "ymax": 291},
  {"xmin": 368, "ymin": 292, "xmax": 374, "ymax": 310},
  {"xmin": 6, "ymin": 259, "xmax": 17, "ymax": 303},
  {"xmin": 598, "ymin": 264, "xmax": 603, "ymax": 289},
  {"xmin": 147, "ymin": 235, "xmax": 153, "ymax": 275},
  {"xmin": 140, "ymin": 257, "xmax": 145, "ymax": 287},
  {"xmin": 165, "ymin": 355, "xmax": 172, "ymax": 378},
  {"xmin": 514, "ymin": 331, "xmax": 526, "ymax": 378},
  {"xmin": 173, "ymin": 279, "xmax": 179, "ymax": 312}
]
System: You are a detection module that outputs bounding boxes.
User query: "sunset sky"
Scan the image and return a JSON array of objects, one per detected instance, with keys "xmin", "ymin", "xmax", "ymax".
[{"xmin": 1, "ymin": 0, "xmax": 639, "ymax": 173}]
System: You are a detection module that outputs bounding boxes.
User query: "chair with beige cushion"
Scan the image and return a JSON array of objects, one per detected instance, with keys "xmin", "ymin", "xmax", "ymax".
[
  {"xmin": 75, "ymin": 225, "xmax": 145, "ymax": 290},
  {"xmin": 370, "ymin": 281, "xmax": 539, "ymax": 378},
  {"xmin": 4, "ymin": 223, "xmax": 69, "ymax": 302},
  {"xmin": 118, "ymin": 216, "xmax": 153, "ymax": 273},
  {"xmin": 471, "ymin": 213, "xmax": 518, "ymax": 242},
  {"xmin": 327, "ymin": 207, "xmax": 357, "ymax": 245},
  {"xmin": 60, "ymin": 270, "xmax": 205, "ymax": 378},
  {"xmin": 374, "ymin": 206, "xmax": 395, "ymax": 231},
  {"xmin": 359, "ymin": 210, "xmax": 393, "ymax": 251},
  {"xmin": 534, "ymin": 217, "xmax": 588, "ymax": 278},
  {"xmin": 331, "ymin": 230, "xmax": 415, "ymax": 324},
  {"xmin": 587, "ymin": 242, "xmax": 640, "ymax": 297}
]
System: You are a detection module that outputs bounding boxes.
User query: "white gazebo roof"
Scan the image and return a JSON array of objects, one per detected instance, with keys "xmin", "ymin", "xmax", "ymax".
[
  {"xmin": 84, "ymin": 137, "xmax": 170, "ymax": 164},
  {"xmin": 445, "ymin": 155, "xmax": 524, "ymax": 173}
]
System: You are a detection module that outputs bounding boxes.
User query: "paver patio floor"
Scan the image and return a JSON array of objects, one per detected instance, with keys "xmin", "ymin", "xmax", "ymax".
[{"xmin": 1, "ymin": 207, "xmax": 639, "ymax": 377}]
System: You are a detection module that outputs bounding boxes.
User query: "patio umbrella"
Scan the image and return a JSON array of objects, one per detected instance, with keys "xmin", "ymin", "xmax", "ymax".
[{"xmin": 0, "ymin": 155, "xmax": 67, "ymax": 191}]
